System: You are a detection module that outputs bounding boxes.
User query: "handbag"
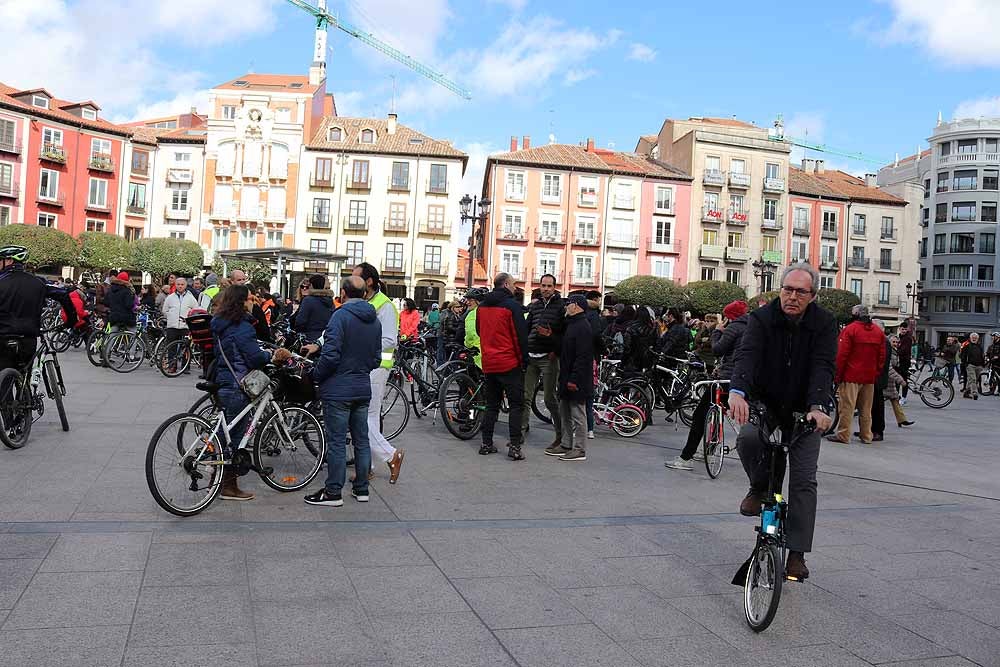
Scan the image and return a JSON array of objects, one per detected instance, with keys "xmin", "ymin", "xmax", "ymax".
[{"xmin": 216, "ymin": 329, "xmax": 271, "ymax": 399}]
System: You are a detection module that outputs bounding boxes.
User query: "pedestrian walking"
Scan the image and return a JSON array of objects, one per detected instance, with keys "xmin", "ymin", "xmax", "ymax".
[
  {"xmin": 827, "ymin": 305, "xmax": 885, "ymax": 444},
  {"xmin": 546, "ymin": 294, "xmax": 593, "ymax": 461},
  {"xmin": 304, "ymin": 276, "xmax": 383, "ymax": 507},
  {"xmin": 961, "ymin": 333, "xmax": 986, "ymax": 399},
  {"xmin": 887, "ymin": 335, "xmax": 915, "ymax": 427},
  {"xmin": 936, "ymin": 336, "xmax": 960, "ymax": 384},
  {"xmin": 521, "ymin": 274, "xmax": 564, "ymax": 448}
]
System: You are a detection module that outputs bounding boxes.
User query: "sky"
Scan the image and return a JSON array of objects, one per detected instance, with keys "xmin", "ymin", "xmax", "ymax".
[{"xmin": 2, "ymin": 0, "xmax": 1000, "ymax": 198}]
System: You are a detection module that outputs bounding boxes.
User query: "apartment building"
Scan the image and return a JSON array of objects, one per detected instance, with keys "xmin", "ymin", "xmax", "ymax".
[
  {"xmin": 475, "ymin": 137, "xmax": 691, "ymax": 295},
  {"xmin": 637, "ymin": 117, "xmax": 791, "ymax": 294},
  {"xmin": 880, "ymin": 118, "xmax": 1000, "ymax": 346},
  {"xmin": 0, "ymin": 82, "xmax": 129, "ymax": 237},
  {"xmin": 791, "ymin": 159, "xmax": 917, "ymax": 324},
  {"xmin": 299, "ymin": 114, "xmax": 467, "ymax": 303}
]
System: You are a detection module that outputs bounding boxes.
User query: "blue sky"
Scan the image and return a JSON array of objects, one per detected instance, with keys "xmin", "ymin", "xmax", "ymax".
[{"xmin": 3, "ymin": 0, "xmax": 999, "ymax": 191}]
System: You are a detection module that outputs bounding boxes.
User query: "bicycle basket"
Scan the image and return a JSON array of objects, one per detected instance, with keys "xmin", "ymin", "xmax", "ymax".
[
  {"xmin": 239, "ymin": 369, "xmax": 271, "ymax": 399},
  {"xmin": 186, "ymin": 312, "xmax": 214, "ymax": 351}
]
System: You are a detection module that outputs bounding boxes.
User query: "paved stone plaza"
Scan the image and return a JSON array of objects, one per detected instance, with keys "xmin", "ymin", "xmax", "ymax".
[{"xmin": 0, "ymin": 351, "xmax": 998, "ymax": 667}]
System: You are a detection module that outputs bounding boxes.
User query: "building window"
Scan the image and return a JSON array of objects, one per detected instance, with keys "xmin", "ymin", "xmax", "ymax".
[
  {"xmin": 127, "ymin": 182, "xmax": 146, "ymax": 211},
  {"xmin": 266, "ymin": 229, "xmax": 283, "ymax": 246},
  {"xmin": 934, "ymin": 295, "xmax": 947, "ymax": 312},
  {"xmin": 763, "ymin": 198, "xmax": 777, "ymax": 221},
  {"xmin": 391, "ymin": 161, "xmax": 409, "ymax": 189},
  {"xmin": 957, "ymin": 139, "xmax": 977, "ymax": 154},
  {"xmin": 791, "ymin": 240, "xmax": 808, "ymax": 262},
  {"xmin": 654, "ymin": 218, "xmax": 671, "ymax": 245},
  {"xmin": 948, "ymin": 264, "xmax": 972, "ymax": 280},
  {"xmin": 700, "ymin": 267, "xmax": 715, "ymax": 281},
  {"xmin": 32, "ymin": 95, "xmax": 49, "ymax": 109},
  {"xmin": 951, "ymin": 233, "xmax": 975, "ymax": 253},
  {"xmin": 310, "ymin": 239, "xmax": 327, "ymax": 255},
  {"xmin": 238, "ymin": 228, "xmax": 257, "ymax": 249},
  {"xmin": 169, "ymin": 231, "xmax": 185, "ymax": 240},
  {"xmin": 574, "ymin": 255, "xmax": 593, "ymax": 280},
  {"xmin": 726, "ymin": 269, "xmax": 741, "ymax": 285},
  {"xmin": 427, "ymin": 204, "xmax": 445, "ymax": 231},
  {"xmin": 131, "ymin": 150, "xmax": 148, "ymax": 175},
  {"xmin": 424, "ymin": 245, "xmax": 442, "ymax": 271},
  {"xmin": 852, "ymin": 246, "xmax": 866, "ymax": 261},
  {"xmin": 793, "ymin": 207, "xmax": 809, "ymax": 227},
  {"xmin": 0, "ymin": 119, "xmax": 14, "ymax": 150},
  {"xmin": 360, "ymin": 129, "xmax": 374, "ymax": 144},
  {"xmin": 765, "ymin": 162, "xmax": 780, "ymax": 180},
  {"xmin": 932, "ymin": 265, "xmax": 945, "ymax": 280},
  {"xmin": 174, "ymin": 152, "xmax": 191, "ymax": 163},
  {"xmin": 979, "ymin": 265, "xmax": 994, "ymax": 281},
  {"xmin": 502, "ymin": 211, "xmax": 523, "ymax": 237},
  {"xmin": 984, "ymin": 169, "xmax": 999, "ymax": 191},
  {"xmin": 727, "ymin": 231, "xmax": 744, "ymax": 248},
  {"xmin": 81, "ymin": 108, "xmax": 97, "ymax": 120},
  {"xmin": 346, "ymin": 241, "xmax": 364, "ymax": 266},
  {"xmin": 852, "ymin": 214, "xmax": 866, "ymax": 236},
  {"xmin": 385, "ymin": 243, "xmax": 404, "ymax": 269},
  {"xmin": 537, "ymin": 253, "xmax": 557, "ymax": 277},
  {"xmin": 351, "ymin": 160, "xmax": 369, "ymax": 186},
  {"xmin": 542, "ymin": 173, "xmax": 562, "ymax": 201},
  {"xmin": 762, "ymin": 235, "xmax": 777, "ymax": 252},
  {"xmin": 88, "ymin": 178, "xmax": 108, "ymax": 208},
  {"xmin": 608, "ymin": 257, "xmax": 631, "ymax": 282},
  {"xmin": 879, "ymin": 248, "xmax": 893, "ymax": 269},
  {"xmin": 429, "ymin": 164, "xmax": 447, "ymax": 193},
  {"xmin": 951, "ymin": 202, "xmax": 976, "ymax": 222},
  {"xmin": 389, "ymin": 202, "xmax": 407, "ymax": 228},
  {"xmin": 314, "ymin": 157, "xmax": 332, "ymax": 185},
  {"xmin": 651, "ymin": 258, "xmax": 673, "ymax": 279},
  {"xmin": 614, "ymin": 182, "xmax": 633, "ymax": 209},
  {"xmin": 222, "ymin": 105, "xmax": 237, "ymax": 120},
  {"xmin": 922, "ymin": 207, "xmax": 929, "ymax": 224},
  {"xmin": 850, "ymin": 279, "xmax": 862, "ymax": 297},
  {"xmin": 937, "ymin": 172, "xmax": 949, "ymax": 192},
  {"xmin": 980, "ymin": 233, "xmax": 996, "ymax": 254},
  {"xmin": 982, "ymin": 202, "xmax": 997, "ymax": 223},
  {"xmin": 212, "ymin": 228, "xmax": 228, "ymax": 250},
  {"xmin": 312, "ymin": 198, "xmax": 330, "ymax": 225},
  {"xmin": 0, "ymin": 163, "xmax": 11, "ymax": 194},
  {"xmin": 539, "ymin": 212, "xmax": 560, "ymax": 239},
  {"xmin": 170, "ymin": 187, "xmax": 188, "ymax": 211},
  {"xmin": 0, "ymin": 206, "xmax": 9, "ymax": 226},
  {"xmin": 821, "ymin": 244, "xmax": 836, "ymax": 265},
  {"xmin": 728, "ymin": 193, "xmax": 743, "ymax": 216},
  {"xmin": 705, "ymin": 156, "xmax": 721, "ymax": 174},
  {"xmin": 348, "ymin": 200, "xmax": 367, "ymax": 228},
  {"xmin": 501, "ymin": 250, "xmax": 521, "ymax": 276},
  {"xmin": 975, "ymin": 297, "xmax": 991, "ymax": 314},
  {"xmin": 37, "ymin": 213, "xmax": 56, "ymax": 228},
  {"xmin": 940, "ymin": 142, "xmax": 951, "ymax": 157},
  {"xmin": 91, "ymin": 138, "xmax": 111, "ymax": 160},
  {"xmin": 881, "ymin": 216, "xmax": 894, "ymax": 239},
  {"xmin": 819, "ymin": 275, "xmax": 835, "ymax": 289},
  {"xmin": 578, "ymin": 176, "xmax": 597, "ymax": 205},
  {"xmin": 878, "ymin": 281, "xmax": 890, "ymax": 305},
  {"xmin": 124, "ymin": 226, "xmax": 141, "ymax": 241},
  {"xmin": 42, "ymin": 127, "xmax": 62, "ymax": 148},
  {"xmin": 328, "ymin": 126, "xmax": 342, "ymax": 142},
  {"xmin": 576, "ymin": 216, "xmax": 595, "ymax": 242},
  {"xmin": 950, "ymin": 296, "xmax": 971, "ymax": 312},
  {"xmin": 935, "ymin": 203, "xmax": 947, "ymax": 222},
  {"xmin": 920, "ymin": 238, "xmax": 927, "ymax": 258},
  {"xmin": 655, "ymin": 186, "xmax": 672, "ymax": 211},
  {"xmin": 822, "ymin": 210, "xmax": 837, "ymax": 233},
  {"xmin": 506, "ymin": 170, "xmax": 526, "ymax": 199},
  {"xmin": 953, "ymin": 169, "xmax": 977, "ymax": 190},
  {"xmin": 703, "ymin": 229, "xmax": 719, "ymax": 245}
]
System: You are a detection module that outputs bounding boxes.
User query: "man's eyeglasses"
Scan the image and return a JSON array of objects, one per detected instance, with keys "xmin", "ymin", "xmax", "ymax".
[{"xmin": 780, "ymin": 286, "xmax": 814, "ymax": 297}]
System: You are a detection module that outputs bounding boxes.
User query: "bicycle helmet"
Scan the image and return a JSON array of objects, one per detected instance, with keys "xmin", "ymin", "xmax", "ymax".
[
  {"xmin": 992, "ymin": 331, "xmax": 1000, "ymax": 337},
  {"xmin": 0, "ymin": 245, "xmax": 28, "ymax": 263},
  {"xmin": 465, "ymin": 287, "xmax": 488, "ymax": 301}
]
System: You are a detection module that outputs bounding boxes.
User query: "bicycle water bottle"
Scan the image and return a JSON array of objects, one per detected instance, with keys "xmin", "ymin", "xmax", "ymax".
[
  {"xmin": 761, "ymin": 506, "xmax": 779, "ymax": 536},
  {"xmin": 31, "ymin": 364, "xmax": 43, "ymax": 389}
]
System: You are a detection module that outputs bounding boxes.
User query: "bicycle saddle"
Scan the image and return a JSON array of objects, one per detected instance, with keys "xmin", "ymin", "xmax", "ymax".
[{"xmin": 196, "ymin": 381, "xmax": 220, "ymax": 394}]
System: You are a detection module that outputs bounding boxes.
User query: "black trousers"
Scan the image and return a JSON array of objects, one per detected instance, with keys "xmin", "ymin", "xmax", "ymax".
[
  {"xmin": 482, "ymin": 368, "xmax": 524, "ymax": 447},
  {"xmin": 872, "ymin": 385, "xmax": 885, "ymax": 436},
  {"xmin": 0, "ymin": 336, "xmax": 37, "ymax": 374}
]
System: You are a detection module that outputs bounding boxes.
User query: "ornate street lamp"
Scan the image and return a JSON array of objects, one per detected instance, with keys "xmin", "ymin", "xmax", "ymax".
[
  {"xmin": 751, "ymin": 257, "xmax": 778, "ymax": 295},
  {"xmin": 459, "ymin": 194, "xmax": 492, "ymax": 289}
]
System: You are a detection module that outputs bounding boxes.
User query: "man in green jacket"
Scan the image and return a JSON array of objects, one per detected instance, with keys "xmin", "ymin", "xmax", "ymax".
[{"xmin": 464, "ymin": 288, "xmax": 487, "ymax": 368}]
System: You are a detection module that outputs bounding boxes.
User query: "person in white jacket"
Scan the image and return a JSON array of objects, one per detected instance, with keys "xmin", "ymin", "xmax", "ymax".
[{"xmin": 161, "ymin": 277, "xmax": 200, "ymax": 372}]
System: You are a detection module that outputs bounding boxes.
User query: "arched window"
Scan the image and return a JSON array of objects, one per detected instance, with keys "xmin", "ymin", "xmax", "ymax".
[
  {"xmin": 360, "ymin": 128, "xmax": 375, "ymax": 144},
  {"xmin": 328, "ymin": 126, "xmax": 342, "ymax": 142}
]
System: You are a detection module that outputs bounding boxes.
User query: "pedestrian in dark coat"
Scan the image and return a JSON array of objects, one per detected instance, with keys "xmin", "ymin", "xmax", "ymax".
[
  {"xmin": 290, "ymin": 274, "xmax": 334, "ymax": 343},
  {"xmin": 105, "ymin": 272, "xmax": 136, "ymax": 329},
  {"xmin": 548, "ymin": 294, "xmax": 594, "ymax": 462}
]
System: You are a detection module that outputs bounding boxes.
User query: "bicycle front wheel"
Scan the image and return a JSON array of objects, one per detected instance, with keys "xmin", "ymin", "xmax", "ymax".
[
  {"xmin": 744, "ymin": 541, "xmax": 783, "ymax": 632},
  {"xmin": 531, "ymin": 380, "xmax": 553, "ymax": 424},
  {"xmin": 159, "ymin": 340, "xmax": 192, "ymax": 377},
  {"xmin": 439, "ymin": 371, "xmax": 484, "ymax": 440},
  {"xmin": 254, "ymin": 405, "xmax": 326, "ymax": 492},
  {"xmin": 49, "ymin": 329, "xmax": 72, "ymax": 353},
  {"xmin": 918, "ymin": 376, "xmax": 954, "ymax": 408},
  {"xmin": 43, "ymin": 360, "xmax": 69, "ymax": 432},
  {"xmin": 0, "ymin": 369, "xmax": 31, "ymax": 449},
  {"xmin": 610, "ymin": 404, "xmax": 645, "ymax": 438},
  {"xmin": 104, "ymin": 331, "xmax": 147, "ymax": 374},
  {"xmin": 381, "ymin": 380, "xmax": 409, "ymax": 441},
  {"xmin": 704, "ymin": 405, "xmax": 724, "ymax": 479},
  {"xmin": 146, "ymin": 413, "xmax": 224, "ymax": 517}
]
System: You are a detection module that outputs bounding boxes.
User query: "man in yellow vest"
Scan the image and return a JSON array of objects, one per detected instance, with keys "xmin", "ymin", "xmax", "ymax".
[{"xmin": 352, "ymin": 262, "xmax": 404, "ymax": 483}]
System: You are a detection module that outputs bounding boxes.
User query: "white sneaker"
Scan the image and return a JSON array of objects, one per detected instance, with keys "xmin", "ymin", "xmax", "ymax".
[
  {"xmin": 587, "ymin": 430, "xmax": 595, "ymax": 439},
  {"xmin": 899, "ymin": 397, "xmax": 907, "ymax": 406},
  {"xmin": 664, "ymin": 455, "xmax": 693, "ymax": 470}
]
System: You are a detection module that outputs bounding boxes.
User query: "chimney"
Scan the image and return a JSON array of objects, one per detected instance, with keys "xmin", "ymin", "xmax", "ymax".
[
  {"xmin": 586, "ymin": 137, "xmax": 595, "ymax": 152},
  {"xmin": 510, "ymin": 136, "xmax": 518, "ymax": 152},
  {"xmin": 190, "ymin": 106, "xmax": 198, "ymax": 115},
  {"xmin": 522, "ymin": 135, "xmax": 530, "ymax": 150},
  {"xmin": 864, "ymin": 173, "xmax": 877, "ymax": 187},
  {"xmin": 802, "ymin": 158, "xmax": 816, "ymax": 173},
  {"xmin": 815, "ymin": 159, "xmax": 825, "ymax": 174},
  {"xmin": 387, "ymin": 112, "xmax": 397, "ymax": 135}
]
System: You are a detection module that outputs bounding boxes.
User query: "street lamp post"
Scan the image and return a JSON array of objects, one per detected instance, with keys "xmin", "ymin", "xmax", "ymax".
[
  {"xmin": 905, "ymin": 282, "xmax": 921, "ymax": 331},
  {"xmin": 459, "ymin": 194, "xmax": 492, "ymax": 289},
  {"xmin": 751, "ymin": 257, "xmax": 778, "ymax": 297}
]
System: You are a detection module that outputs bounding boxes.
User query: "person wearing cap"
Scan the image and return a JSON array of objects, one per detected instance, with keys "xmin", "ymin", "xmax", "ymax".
[
  {"xmin": 960, "ymin": 333, "xmax": 986, "ymax": 400},
  {"xmin": 199, "ymin": 273, "xmax": 220, "ymax": 311},
  {"xmin": 827, "ymin": 304, "xmax": 886, "ymax": 444},
  {"xmin": 547, "ymin": 294, "xmax": 593, "ymax": 461},
  {"xmin": 105, "ymin": 271, "xmax": 137, "ymax": 332},
  {"xmin": 666, "ymin": 300, "xmax": 750, "ymax": 470}
]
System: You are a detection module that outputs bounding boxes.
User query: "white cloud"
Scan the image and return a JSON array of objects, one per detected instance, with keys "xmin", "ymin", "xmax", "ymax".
[
  {"xmin": 954, "ymin": 95, "xmax": 1000, "ymax": 119},
  {"xmin": 784, "ymin": 111, "xmax": 826, "ymax": 165},
  {"xmin": 488, "ymin": 0, "xmax": 528, "ymax": 10},
  {"xmin": 563, "ymin": 68, "xmax": 597, "ymax": 85},
  {"xmin": 331, "ymin": 90, "xmax": 367, "ymax": 118},
  {"xmin": 876, "ymin": 0, "xmax": 1000, "ymax": 66},
  {"xmin": 343, "ymin": 0, "xmax": 451, "ymax": 64},
  {"xmin": 627, "ymin": 42, "xmax": 657, "ymax": 62},
  {"xmin": 454, "ymin": 141, "xmax": 495, "ymax": 248},
  {"xmin": 0, "ymin": 0, "xmax": 276, "ymax": 119},
  {"xmin": 121, "ymin": 89, "xmax": 212, "ymax": 123}
]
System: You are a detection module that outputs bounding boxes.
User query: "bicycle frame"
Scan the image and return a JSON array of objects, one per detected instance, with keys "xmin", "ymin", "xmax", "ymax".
[{"xmin": 181, "ymin": 385, "xmax": 290, "ymax": 467}]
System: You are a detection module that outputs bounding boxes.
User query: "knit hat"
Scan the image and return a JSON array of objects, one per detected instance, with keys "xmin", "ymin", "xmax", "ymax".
[
  {"xmin": 722, "ymin": 300, "xmax": 748, "ymax": 321},
  {"xmin": 567, "ymin": 294, "xmax": 588, "ymax": 309},
  {"xmin": 205, "ymin": 273, "xmax": 219, "ymax": 287},
  {"xmin": 116, "ymin": 271, "xmax": 130, "ymax": 282}
]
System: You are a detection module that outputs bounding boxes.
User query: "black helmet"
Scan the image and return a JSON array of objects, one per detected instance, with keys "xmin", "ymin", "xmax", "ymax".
[
  {"xmin": 465, "ymin": 287, "xmax": 488, "ymax": 301},
  {"xmin": 0, "ymin": 246, "xmax": 28, "ymax": 263}
]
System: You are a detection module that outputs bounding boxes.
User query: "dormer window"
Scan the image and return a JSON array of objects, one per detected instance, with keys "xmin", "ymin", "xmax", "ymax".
[
  {"xmin": 360, "ymin": 128, "xmax": 374, "ymax": 144},
  {"xmin": 328, "ymin": 127, "xmax": 342, "ymax": 142},
  {"xmin": 32, "ymin": 95, "xmax": 49, "ymax": 109},
  {"xmin": 81, "ymin": 108, "xmax": 97, "ymax": 120}
]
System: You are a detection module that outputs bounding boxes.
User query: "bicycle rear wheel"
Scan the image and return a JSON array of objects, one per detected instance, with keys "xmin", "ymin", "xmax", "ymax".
[
  {"xmin": 104, "ymin": 331, "xmax": 147, "ymax": 373},
  {"xmin": 678, "ymin": 394, "xmax": 699, "ymax": 427},
  {"xmin": 381, "ymin": 380, "xmax": 409, "ymax": 441},
  {"xmin": 744, "ymin": 541, "xmax": 783, "ymax": 632},
  {"xmin": 254, "ymin": 405, "xmax": 326, "ymax": 492},
  {"xmin": 0, "ymin": 369, "xmax": 31, "ymax": 449},
  {"xmin": 531, "ymin": 380, "xmax": 553, "ymax": 424},
  {"xmin": 610, "ymin": 404, "xmax": 645, "ymax": 438},
  {"xmin": 439, "ymin": 371, "xmax": 484, "ymax": 440},
  {"xmin": 159, "ymin": 339, "xmax": 192, "ymax": 377},
  {"xmin": 86, "ymin": 331, "xmax": 107, "ymax": 367},
  {"xmin": 43, "ymin": 360, "xmax": 69, "ymax": 432},
  {"xmin": 146, "ymin": 413, "xmax": 224, "ymax": 517},
  {"xmin": 704, "ymin": 405, "xmax": 724, "ymax": 479},
  {"xmin": 918, "ymin": 376, "xmax": 954, "ymax": 408}
]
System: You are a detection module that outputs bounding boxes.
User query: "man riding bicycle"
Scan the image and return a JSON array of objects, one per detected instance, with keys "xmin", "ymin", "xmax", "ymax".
[
  {"xmin": 727, "ymin": 262, "xmax": 836, "ymax": 581},
  {"xmin": 0, "ymin": 246, "xmax": 77, "ymax": 373}
]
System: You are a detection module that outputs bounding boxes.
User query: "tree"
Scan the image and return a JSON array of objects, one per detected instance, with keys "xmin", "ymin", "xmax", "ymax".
[
  {"xmin": 132, "ymin": 238, "xmax": 205, "ymax": 283},
  {"xmin": 210, "ymin": 256, "xmax": 273, "ymax": 286},
  {"xmin": 749, "ymin": 290, "xmax": 780, "ymax": 310},
  {"xmin": 77, "ymin": 232, "xmax": 134, "ymax": 272},
  {"xmin": 612, "ymin": 275, "xmax": 685, "ymax": 309},
  {"xmin": 817, "ymin": 288, "xmax": 861, "ymax": 325},
  {"xmin": 0, "ymin": 224, "xmax": 78, "ymax": 270},
  {"xmin": 683, "ymin": 281, "xmax": 747, "ymax": 317}
]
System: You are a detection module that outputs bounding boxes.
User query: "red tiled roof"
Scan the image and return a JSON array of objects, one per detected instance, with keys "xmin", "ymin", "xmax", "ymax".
[
  {"xmin": 790, "ymin": 167, "xmax": 905, "ymax": 206},
  {"xmin": 490, "ymin": 143, "xmax": 690, "ymax": 180},
  {"xmin": 697, "ymin": 117, "xmax": 757, "ymax": 128},
  {"xmin": 789, "ymin": 167, "xmax": 848, "ymax": 200},
  {"xmin": 0, "ymin": 81, "xmax": 129, "ymax": 136},
  {"xmin": 455, "ymin": 249, "xmax": 488, "ymax": 282},
  {"xmin": 214, "ymin": 73, "xmax": 319, "ymax": 94},
  {"xmin": 307, "ymin": 116, "xmax": 467, "ymax": 161},
  {"xmin": 891, "ymin": 149, "xmax": 931, "ymax": 166}
]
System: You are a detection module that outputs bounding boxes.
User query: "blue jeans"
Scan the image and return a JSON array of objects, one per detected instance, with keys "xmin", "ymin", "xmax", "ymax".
[
  {"xmin": 586, "ymin": 397, "xmax": 595, "ymax": 431},
  {"xmin": 323, "ymin": 398, "xmax": 371, "ymax": 495},
  {"xmin": 218, "ymin": 386, "xmax": 250, "ymax": 456}
]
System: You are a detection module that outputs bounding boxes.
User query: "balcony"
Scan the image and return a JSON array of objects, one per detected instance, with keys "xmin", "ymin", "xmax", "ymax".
[
  {"xmin": 572, "ymin": 234, "xmax": 598, "ymax": 246},
  {"xmin": 790, "ymin": 255, "xmax": 811, "ymax": 265},
  {"xmin": 381, "ymin": 258, "xmax": 406, "ymax": 274},
  {"xmin": 612, "ymin": 195, "xmax": 635, "ymax": 210},
  {"xmin": 570, "ymin": 272, "xmax": 597, "ymax": 285},
  {"xmin": 0, "ymin": 179, "xmax": 18, "ymax": 199},
  {"xmin": 418, "ymin": 220, "xmax": 452, "ymax": 236},
  {"xmin": 426, "ymin": 179, "xmax": 448, "ymax": 195},
  {"xmin": 604, "ymin": 272, "xmax": 632, "ymax": 286},
  {"xmin": 928, "ymin": 279, "xmax": 994, "ymax": 289},
  {"xmin": 0, "ymin": 138, "xmax": 21, "ymax": 155},
  {"xmin": 728, "ymin": 172, "xmax": 751, "ymax": 189},
  {"xmin": 215, "ymin": 160, "xmax": 233, "ymax": 178},
  {"xmin": 606, "ymin": 234, "xmax": 638, "ymax": 249},
  {"xmin": 533, "ymin": 270, "xmax": 564, "ymax": 285},
  {"xmin": 415, "ymin": 261, "xmax": 448, "ymax": 276},
  {"xmin": 237, "ymin": 206, "xmax": 260, "ymax": 220},
  {"xmin": 210, "ymin": 206, "xmax": 234, "ymax": 219},
  {"xmin": 654, "ymin": 200, "xmax": 674, "ymax": 214},
  {"xmin": 37, "ymin": 191, "xmax": 65, "ymax": 207},
  {"xmin": 505, "ymin": 186, "xmax": 525, "ymax": 202},
  {"xmin": 761, "ymin": 250, "xmax": 783, "ymax": 264},
  {"xmin": 727, "ymin": 208, "xmax": 749, "ymax": 225},
  {"xmin": 702, "ymin": 206, "xmax": 724, "ymax": 223},
  {"xmin": 820, "ymin": 259, "xmax": 839, "ymax": 271},
  {"xmin": 792, "ymin": 223, "xmax": 810, "ymax": 236},
  {"xmin": 821, "ymin": 227, "xmax": 838, "ymax": 240},
  {"xmin": 388, "ymin": 177, "xmax": 410, "ymax": 192},
  {"xmin": 40, "ymin": 143, "xmax": 66, "ymax": 163},
  {"xmin": 166, "ymin": 168, "xmax": 193, "ymax": 184},
  {"xmin": 384, "ymin": 217, "xmax": 409, "ymax": 233},
  {"xmin": 881, "ymin": 229, "xmax": 897, "ymax": 240},
  {"xmin": 536, "ymin": 229, "xmax": 566, "ymax": 244},
  {"xmin": 700, "ymin": 244, "xmax": 725, "ymax": 260},
  {"xmin": 703, "ymin": 169, "xmax": 725, "ymax": 186},
  {"xmin": 578, "ymin": 191, "xmax": 598, "ymax": 207},
  {"xmin": 88, "ymin": 154, "xmax": 114, "ymax": 172},
  {"xmin": 646, "ymin": 239, "xmax": 680, "ymax": 254},
  {"xmin": 763, "ymin": 176, "xmax": 785, "ymax": 192},
  {"xmin": 307, "ymin": 214, "xmax": 331, "ymax": 229},
  {"xmin": 164, "ymin": 206, "xmax": 191, "ymax": 221},
  {"xmin": 725, "ymin": 246, "xmax": 751, "ymax": 262},
  {"xmin": 875, "ymin": 260, "xmax": 902, "ymax": 273},
  {"xmin": 847, "ymin": 257, "xmax": 870, "ymax": 270},
  {"xmin": 762, "ymin": 213, "xmax": 784, "ymax": 230},
  {"xmin": 495, "ymin": 266, "xmax": 525, "ymax": 281},
  {"xmin": 541, "ymin": 191, "xmax": 562, "ymax": 204},
  {"xmin": 84, "ymin": 200, "xmax": 111, "ymax": 213},
  {"xmin": 309, "ymin": 172, "xmax": 334, "ymax": 188},
  {"xmin": 125, "ymin": 203, "xmax": 146, "ymax": 216},
  {"xmin": 497, "ymin": 223, "xmax": 526, "ymax": 241},
  {"xmin": 851, "ymin": 225, "xmax": 867, "ymax": 238},
  {"xmin": 343, "ymin": 216, "xmax": 370, "ymax": 231},
  {"xmin": 345, "ymin": 174, "xmax": 370, "ymax": 191},
  {"xmin": 939, "ymin": 152, "xmax": 1000, "ymax": 166}
]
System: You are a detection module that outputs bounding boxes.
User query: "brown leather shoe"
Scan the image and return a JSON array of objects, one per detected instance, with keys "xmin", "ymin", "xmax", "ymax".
[
  {"xmin": 785, "ymin": 551, "xmax": 809, "ymax": 580},
  {"xmin": 388, "ymin": 449, "xmax": 405, "ymax": 484},
  {"xmin": 220, "ymin": 471, "xmax": 255, "ymax": 501},
  {"xmin": 739, "ymin": 490, "xmax": 762, "ymax": 517}
]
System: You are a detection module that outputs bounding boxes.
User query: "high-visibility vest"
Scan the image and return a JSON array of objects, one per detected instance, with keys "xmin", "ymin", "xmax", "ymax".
[
  {"xmin": 261, "ymin": 299, "xmax": 275, "ymax": 325},
  {"xmin": 370, "ymin": 290, "xmax": 399, "ymax": 369}
]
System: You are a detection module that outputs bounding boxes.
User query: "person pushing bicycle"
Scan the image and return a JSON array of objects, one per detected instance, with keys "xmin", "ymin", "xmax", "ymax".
[
  {"xmin": 726, "ymin": 262, "xmax": 837, "ymax": 581},
  {"xmin": 0, "ymin": 246, "xmax": 76, "ymax": 373}
]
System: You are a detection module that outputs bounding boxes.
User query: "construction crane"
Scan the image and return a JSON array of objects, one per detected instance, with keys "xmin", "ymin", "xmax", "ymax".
[
  {"xmin": 769, "ymin": 114, "xmax": 890, "ymax": 166},
  {"xmin": 284, "ymin": 0, "xmax": 473, "ymax": 100}
]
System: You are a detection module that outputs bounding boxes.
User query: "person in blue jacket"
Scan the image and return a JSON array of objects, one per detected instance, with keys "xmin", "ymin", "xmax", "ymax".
[
  {"xmin": 290, "ymin": 274, "xmax": 334, "ymax": 343},
  {"xmin": 211, "ymin": 284, "xmax": 289, "ymax": 501},
  {"xmin": 305, "ymin": 276, "xmax": 382, "ymax": 508}
]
